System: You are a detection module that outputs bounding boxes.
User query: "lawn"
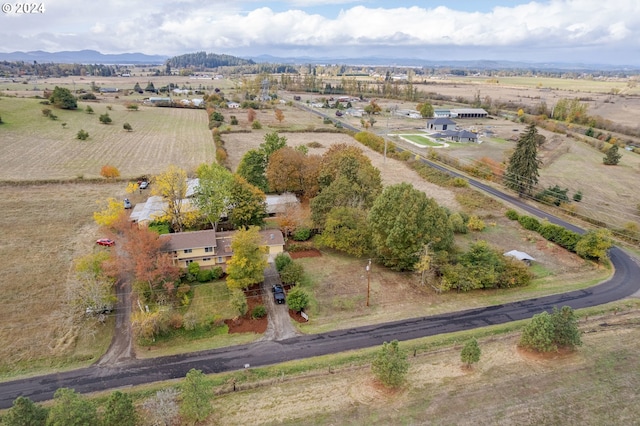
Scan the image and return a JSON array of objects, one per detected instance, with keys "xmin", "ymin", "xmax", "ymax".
[{"xmin": 398, "ymin": 133, "xmax": 443, "ymax": 146}]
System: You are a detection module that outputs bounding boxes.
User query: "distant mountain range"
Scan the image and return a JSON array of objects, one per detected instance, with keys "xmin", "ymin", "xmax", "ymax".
[
  {"xmin": 246, "ymin": 54, "xmax": 640, "ymax": 72},
  {"xmin": 1, "ymin": 49, "xmax": 638, "ymax": 72},
  {"xmin": 0, "ymin": 50, "xmax": 168, "ymax": 64}
]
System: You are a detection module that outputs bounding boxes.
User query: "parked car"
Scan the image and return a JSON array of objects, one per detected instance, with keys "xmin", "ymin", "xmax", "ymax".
[
  {"xmin": 96, "ymin": 238, "xmax": 115, "ymax": 247},
  {"xmin": 139, "ymin": 181, "xmax": 149, "ymax": 190},
  {"xmin": 123, "ymin": 198, "xmax": 132, "ymax": 209},
  {"xmin": 335, "ymin": 110, "xmax": 343, "ymax": 117},
  {"xmin": 272, "ymin": 284, "xmax": 286, "ymax": 304}
]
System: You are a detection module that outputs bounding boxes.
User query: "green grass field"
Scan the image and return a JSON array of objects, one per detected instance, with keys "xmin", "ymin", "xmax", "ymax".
[{"xmin": 398, "ymin": 134, "xmax": 442, "ymax": 146}]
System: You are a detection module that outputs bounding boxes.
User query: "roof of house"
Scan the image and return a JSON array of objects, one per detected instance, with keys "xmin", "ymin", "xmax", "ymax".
[
  {"xmin": 266, "ymin": 193, "xmax": 299, "ymax": 214},
  {"xmin": 160, "ymin": 229, "xmax": 217, "ymax": 251},
  {"xmin": 503, "ymin": 250, "xmax": 535, "ymax": 261},
  {"xmin": 432, "ymin": 130, "xmax": 478, "ymax": 140},
  {"xmin": 450, "ymin": 108, "xmax": 488, "ymax": 115},
  {"xmin": 161, "ymin": 229, "xmax": 285, "ymax": 253},
  {"xmin": 427, "ymin": 117, "xmax": 457, "ymax": 125}
]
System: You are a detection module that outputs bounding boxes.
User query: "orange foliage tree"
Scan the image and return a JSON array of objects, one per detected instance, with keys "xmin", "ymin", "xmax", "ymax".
[
  {"xmin": 247, "ymin": 108, "xmax": 256, "ymax": 123},
  {"xmin": 100, "ymin": 165, "xmax": 120, "ymax": 179},
  {"xmin": 274, "ymin": 108, "xmax": 285, "ymax": 123}
]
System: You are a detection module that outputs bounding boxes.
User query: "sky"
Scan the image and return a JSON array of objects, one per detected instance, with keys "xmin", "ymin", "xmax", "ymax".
[{"xmin": 2, "ymin": 0, "xmax": 640, "ymax": 65}]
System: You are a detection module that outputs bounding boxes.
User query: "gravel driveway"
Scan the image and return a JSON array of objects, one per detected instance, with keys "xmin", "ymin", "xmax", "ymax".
[{"xmin": 259, "ymin": 265, "xmax": 300, "ymax": 341}]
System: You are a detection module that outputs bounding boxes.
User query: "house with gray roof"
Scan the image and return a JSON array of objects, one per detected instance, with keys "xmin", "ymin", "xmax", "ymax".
[
  {"xmin": 160, "ymin": 229, "xmax": 285, "ymax": 269},
  {"xmin": 426, "ymin": 117, "xmax": 457, "ymax": 131}
]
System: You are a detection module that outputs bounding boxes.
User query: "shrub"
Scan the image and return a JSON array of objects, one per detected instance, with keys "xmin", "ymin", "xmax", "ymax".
[
  {"xmin": 230, "ymin": 115, "xmax": 238, "ymax": 125},
  {"xmin": 210, "ymin": 267, "xmax": 223, "ymax": 280},
  {"xmin": 123, "ymin": 122, "xmax": 133, "ymax": 131},
  {"xmin": 280, "ymin": 261, "xmax": 304, "ymax": 285},
  {"xmin": 76, "ymin": 129, "xmax": 89, "ymax": 140},
  {"xmin": 449, "ymin": 212, "xmax": 467, "ymax": 234},
  {"xmin": 518, "ymin": 215, "xmax": 541, "ymax": 231},
  {"xmin": 505, "ymin": 209, "xmax": 519, "ymax": 220},
  {"xmin": 196, "ymin": 269, "xmax": 212, "ymax": 283},
  {"xmin": 251, "ymin": 305, "xmax": 267, "ymax": 319},
  {"xmin": 573, "ymin": 191, "xmax": 583, "ymax": 202},
  {"xmin": 307, "ymin": 141, "xmax": 323, "ymax": 148},
  {"xmin": 452, "ymin": 177, "xmax": 469, "ymax": 187},
  {"xmin": 251, "ymin": 120, "xmax": 262, "ymax": 129},
  {"xmin": 85, "ymin": 105, "xmax": 94, "ymax": 114},
  {"xmin": 183, "ymin": 312, "xmax": 198, "ymax": 331},
  {"xmin": 292, "ymin": 226, "xmax": 312, "ymax": 241},
  {"xmin": 99, "ymin": 113, "xmax": 112, "ymax": 124},
  {"xmin": 286, "ymin": 285, "xmax": 309, "ymax": 312},
  {"xmin": 274, "ymin": 252, "xmax": 293, "ymax": 272},
  {"xmin": 467, "ymin": 215, "xmax": 485, "ymax": 232}
]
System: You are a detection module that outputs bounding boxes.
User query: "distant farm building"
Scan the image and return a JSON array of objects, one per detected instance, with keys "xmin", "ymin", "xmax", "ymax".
[
  {"xmin": 450, "ymin": 108, "xmax": 488, "ymax": 118},
  {"xmin": 426, "ymin": 117, "xmax": 457, "ymax": 131}
]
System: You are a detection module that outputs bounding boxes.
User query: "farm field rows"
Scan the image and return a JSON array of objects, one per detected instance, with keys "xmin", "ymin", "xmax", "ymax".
[{"xmin": 0, "ymin": 97, "xmax": 215, "ymax": 180}]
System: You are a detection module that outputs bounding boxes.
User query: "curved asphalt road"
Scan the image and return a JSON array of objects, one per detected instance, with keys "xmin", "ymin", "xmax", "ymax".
[{"xmin": 1, "ymin": 121, "xmax": 639, "ymax": 409}]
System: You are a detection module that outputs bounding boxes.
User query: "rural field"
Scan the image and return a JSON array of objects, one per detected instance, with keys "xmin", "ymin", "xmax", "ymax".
[
  {"xmin": 0, "ymin": 97, "xmax": 215, "ymax": 180},
  {"xmin": 209, "ymin": 306, "xmax": 640, "ymax": 425},
  {"xmin": 0, "ymin": 74, "xmax": 638, "ymax": 395},
  {"xmin": 0, "ymin": 182, "xmax": 122, "ymax": 376}
]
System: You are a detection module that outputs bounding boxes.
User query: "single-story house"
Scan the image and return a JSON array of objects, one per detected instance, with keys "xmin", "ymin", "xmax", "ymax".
[
  {"xmin": 450, "ymin": 108, "xmax": 488, "ymax": 118},
  {"xmin": 160, "ymin": 228, "xmax": 285, "ymax": 269},
  {"xmin": 227, "ymin": 102, "xmax": 240, "ymax": 109},
  {"xmin": 432, "ymin": 129, "xmax": 479, "ymax": 143},
  {"xmin": 345, "ymin": 108, "xmax": 364, "ymax": 118},
  {"xmin": 266, "ymin": 193, "xmax": 300, "ymax": 215},
  {"xmin": 426, "ymin": 117, "xmax": 457, "ymax": 131},
  {"xmin": 394, "ymin": 109, "xmax": 422, "ymax": 119},
  {"xmin": 434, "ymin": 109, "xmax": 455, "ymax": 118},
  {"xmin": 504, "ymin": 250, "xmax": 536, "ymax": 265}
]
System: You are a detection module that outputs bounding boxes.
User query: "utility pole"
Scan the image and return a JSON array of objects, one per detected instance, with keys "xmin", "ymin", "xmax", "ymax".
[{"xmin": 366, "ymin": 259, "xmax": 372, "ymax": 307}]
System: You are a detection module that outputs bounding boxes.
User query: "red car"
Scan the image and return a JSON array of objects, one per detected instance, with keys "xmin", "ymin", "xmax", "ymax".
[{"xmin": 96, "ymin": 238, "xmax": 115, "ymax": 247}]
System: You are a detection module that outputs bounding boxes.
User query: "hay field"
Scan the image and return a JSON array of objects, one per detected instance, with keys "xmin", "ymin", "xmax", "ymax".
[
  {"xmin": 0, "ymin": 183, "xmax": 122, "ymax": 377},
  {"xmin": 0, "ymin": 97, "xmax": 214, "ymax": 180}
]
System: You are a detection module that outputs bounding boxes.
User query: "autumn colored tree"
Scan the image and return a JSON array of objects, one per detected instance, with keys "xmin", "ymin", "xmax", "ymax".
[
  {"xmin": 100, "ymin": 164, "xmax": 120, "ymax": 179},
  {"xmin": 105, "ymin": 222, "xmax": 180, "ymax": 302},
  {"xmin": 227, "ymin": 175, "xmax": 267, "ymax": 228},
  {"xmin": 194, "ymin": 162, "xmax": 234, "ymax": 229},
  {"xmin": 419, "ymin": 102, "xmax": 434, "ymax": 118},
  {"xmin": 152, "ymin": 165, "xmax": 190, "ymax": 232},
  {"xmin": 575, "ymin": 229, "xmax": 613, "ymax": 262},
  {"xmin": 274, "ymin": 108, "xmax": 285, "ymax": 123},
  {"xmin": 93, "ymin": 197, "xmax": 125, "ymax": 227},
  {"xmin": 266, "ymin": 146, "xmax": 306, "ymax": 195},
  {"xmin": 74, "ymin": 251, "xmax": 117, "ymax": 315},
  {"xmin": 247, "ymin": 108, "xmax": 256, "ymax": 123},
  {"xmin": 226, "ymin": 226, "xmax": 268, "ymax": 290},
  {"xmin": 364, "ymin": 99, "xmax": 381, "ymax": 116}
]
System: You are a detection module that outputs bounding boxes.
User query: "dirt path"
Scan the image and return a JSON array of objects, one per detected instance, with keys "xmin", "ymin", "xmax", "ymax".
[
  {"xmin": 95, "ymin": 255, "xmax": 135, "ymax": 366},
  {"xmin": 259, "ymin": 265, "xmax": 300, "ymax": 341}
]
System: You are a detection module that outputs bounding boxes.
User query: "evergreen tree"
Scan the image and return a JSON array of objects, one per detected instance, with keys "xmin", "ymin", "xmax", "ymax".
[
  {"xmin": 504, "ymin": 123, "xmax": 542, "ymax": 196},
  {"xmin": 460, "ymin": 338, "xmax": 481, "ymax": 368},
  {"xmin": 46, "ymin": 388, "xmax": 97, "ymax": 426},
  {"xmin": 3, "ymin": 396, "xmax": 47, "ymax": 426},
  {"xmin": 603, "ymin": 144, "xmax": 622, "ymax": 165},
  {"xmin": 180, "ymin": 369, "xmax": 213, "ymax": 425},
  {"xmin": 49, "ymin": 86, "xmax": 77, "ymax": 109},
  {"xmin": 103, "ymin": 391, "xmax": 136, "ymax": 426},
  {"xmin": 371, "ymin": 340, "xmax": 409, "ymax": 387}
]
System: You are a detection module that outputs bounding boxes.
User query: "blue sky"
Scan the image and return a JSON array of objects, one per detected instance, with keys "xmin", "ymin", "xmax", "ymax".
[{"xmin": 2, "ymin": 0, "xmax": 639, "ymax": 65}]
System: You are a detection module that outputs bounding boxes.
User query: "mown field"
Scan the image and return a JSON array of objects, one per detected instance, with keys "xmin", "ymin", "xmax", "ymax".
[
  {"xmin": 0, "ymin": 97, "xmax": 215, "ymax": 180},
  {"xmin": 0, "ymin": 183, "xmax": 121, "ymax": 377}
]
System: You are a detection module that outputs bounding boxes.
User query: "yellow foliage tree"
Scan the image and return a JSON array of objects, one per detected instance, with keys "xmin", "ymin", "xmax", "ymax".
[
  {"xmin": 125, "ymin": 182, "xmax": 139, "ymax": 194},
  {"xmin": 152, "ymin": 165, "xmax": 189, "ymax": 232},
  {"xmin": 100, "ymin": 165, "xmax": 120, "ymax": 179},
  {"xmin": 93, "ymin": 197, "xmax": 125, "ymax": 227}
]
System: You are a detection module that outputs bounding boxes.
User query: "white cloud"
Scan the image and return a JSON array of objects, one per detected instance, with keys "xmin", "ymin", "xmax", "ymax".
[{"xmin": 1, "ymin": 0, "xmax": 640, "ymax": 64}]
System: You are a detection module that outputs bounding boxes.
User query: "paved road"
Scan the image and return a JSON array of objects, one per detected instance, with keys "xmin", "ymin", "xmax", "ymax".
[{"xmin": 1, "ymin": 123, "xmax": 639, "ymax": 408}]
